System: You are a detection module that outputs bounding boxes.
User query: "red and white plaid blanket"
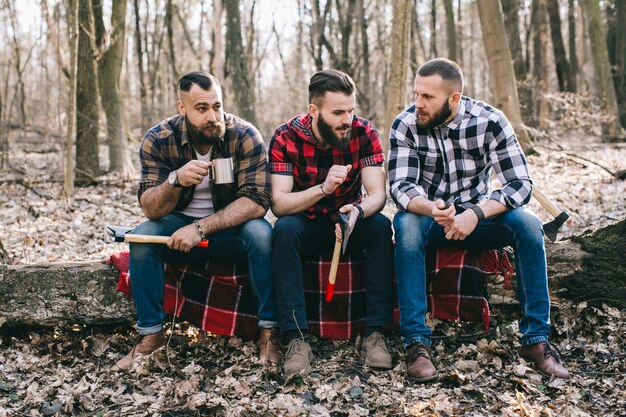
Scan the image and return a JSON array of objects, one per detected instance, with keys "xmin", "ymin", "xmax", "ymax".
[{"xmin": 109, "ymin": 248, "xmax": 512, "ymax": 340}]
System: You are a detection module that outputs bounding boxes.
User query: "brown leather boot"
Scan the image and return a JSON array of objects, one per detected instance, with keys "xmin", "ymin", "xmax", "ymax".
[
  {"xmin": 360, "ymin": 332, "xmax": 393, "ymax": 369},
  {"xmin": 405, "ymin": 343, "xmax": 438, "ymax": 383},
  {"xmin": 519, "ymin": 341, "xmax": 570, "ymax": 379},
  {"xmin": 112, "ymin": 331, "xmax": 166, "ymax": 371},
  {"xmin": 257, "ymin": 328, "xmax": 281, "ymax": 365}
]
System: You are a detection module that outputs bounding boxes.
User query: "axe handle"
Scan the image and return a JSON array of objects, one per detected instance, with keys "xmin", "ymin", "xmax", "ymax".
[
  {"xmin": 123, "ymin": 234, "xmax": 208, "ymax": 248},
  {"xmin": 532, "ymin": 187, "xmax": 562, "ymax": 218},
  {"xmin": 325, "ymin": 239, "xmax": 342, "ymax": 302}
]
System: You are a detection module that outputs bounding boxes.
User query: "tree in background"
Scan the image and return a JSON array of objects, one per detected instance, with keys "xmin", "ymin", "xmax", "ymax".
[
  {"xmin": 477, "ymin": 0, "xmax": 532, "ymax": 152},
  {"xmin": 382, "ymin": 0, "xmax": 411, "ymax": 156},
  {"xmin": 547, "ymin": 0, "xmax": 573, "ymax": 92},
  {"xmin": 580, "ymin": 0, "xmax": 621, "ymax": 136},
  {"xmin": 224, "ymin": 1, "xmax": 256, "ymax": 125},
  {"xmin": 75, "ymin": 0, "xmax": 99, "ymax": 186},
  {"xmin": 64, "ymin": 0, "xmax": 79, "ymax": 199},
  {"xmin": 93, "ymin": 0, "xmax": 134, "ymax": 178}
]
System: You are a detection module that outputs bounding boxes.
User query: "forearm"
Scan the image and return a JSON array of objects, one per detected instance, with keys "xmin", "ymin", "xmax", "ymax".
[
  {"xmin": 272, "ymin": 184, "xmax": 326, "ymax": 217},
  {"xmin": 476, "ymin": 199, "xmax": 507, "ymax": 219},
  {"xmin": 197, "ymin": 196, "xmax": 266, "ymax": 235},
  {"xmin": 406, "ymin": 195, "xmax": 436, "ymax": 216},
  {"xmin": 140, "ymin": 183, "xmax": 182, "ymax": 220},
  {"xmin": 359, "ymin": 190, "xmax": 386, "ymax": 218}
]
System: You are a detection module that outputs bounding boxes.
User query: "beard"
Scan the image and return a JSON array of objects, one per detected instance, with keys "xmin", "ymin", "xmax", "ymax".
[
  {"xmin": 416, "ymin": 100, "xmax": 452, "ymax": 130},
  {"xmin": 317, "ymin": 113, "xmax": 352, "ymax": 150},
  {"xmin": 185, "ymin": 117, "xmax": 225, "ymax": 146}
]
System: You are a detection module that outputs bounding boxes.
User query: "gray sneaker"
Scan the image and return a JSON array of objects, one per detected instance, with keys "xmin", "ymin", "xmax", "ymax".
[
  {"xmin": 284, "ymin": 338, "xmax": 314, "ymax": 377},
  {"xmin": 360, "ymin": 332, "xmax": 392, "ymax": 369}
]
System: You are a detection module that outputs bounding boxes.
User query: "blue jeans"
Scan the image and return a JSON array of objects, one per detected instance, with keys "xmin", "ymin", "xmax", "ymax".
[
  {"xmin": 393, "ymin": 207, "xmax": 551, "ymax": 348},
  {"xmin": 129, "ymin": 213, "xmax": 279, "ymax": 335},
  {"xmin": 272, "ymin": 213, "xmax": 394, "ymax": 334}
]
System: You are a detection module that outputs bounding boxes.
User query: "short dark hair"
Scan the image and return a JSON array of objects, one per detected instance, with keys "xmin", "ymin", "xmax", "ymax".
[
  {"xmin": 177, "ymin": 71, "xmax": 220, "ymax": 95},
  {"xmin": 417, "ymin": 58, "xmax": 464, "ymax": 93},
  {"xmin": 308, "ymin": 69, "xmax": 356, "ymax": 106}
]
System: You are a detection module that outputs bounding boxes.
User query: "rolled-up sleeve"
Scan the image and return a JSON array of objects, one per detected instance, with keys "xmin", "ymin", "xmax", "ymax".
[
  {"xmin": 388, "ymin": 117, "xmax": 428, "ymax": 210},
  {"xmin": 236, "ymin": 126, "xmax": 271, "ymax": 210},
  {"xmin": 486, "ymin": 114, "xmax": 533, "ymax": 209},
  {"xmin": 137, "ymin": 131, "xmax": 169, "ymax": 203}
]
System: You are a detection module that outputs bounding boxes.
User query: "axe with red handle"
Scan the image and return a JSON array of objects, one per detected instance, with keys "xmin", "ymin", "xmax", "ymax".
[
  {"xmin": 325, "ymin": 211, "xmax": 355, "ymax": 302},
  {"xmin": 107, "ymin": 225, "xmax": 209, "ymax": 247}
]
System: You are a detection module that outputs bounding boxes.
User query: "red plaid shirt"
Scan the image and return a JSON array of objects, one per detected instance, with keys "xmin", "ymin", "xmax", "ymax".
[{"xmin": 269, "ymin": 114, "xmax": 385, "ymax": 221}]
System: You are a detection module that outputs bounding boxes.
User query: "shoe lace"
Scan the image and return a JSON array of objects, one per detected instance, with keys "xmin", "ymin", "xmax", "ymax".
[
  {"xmin": 543, "ymin": 343, "xmax": 563, "ymax": 363},
  {"xmin": 406, "ymin": 343, "xmax": 430, "ymax": 363},
  {"xmin": 285, "ymin": 339, "xmax": 306, "ymax": 360},
  {"xmin": 366, "ymin": 333, "xmax": 389, "ymax": 351}
]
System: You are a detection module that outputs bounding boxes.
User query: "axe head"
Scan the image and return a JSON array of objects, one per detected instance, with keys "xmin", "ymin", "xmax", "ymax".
[
  {"xmin": 107, "ymin": 225, "xmax": 134, "ymax": 242},
  {"xmin": 543, "ymin": 212, "xmax": 569, "ymax": 242},
  {"xmin": 338, "ymin": 212, "xmax": 355, "ymax": 255}
]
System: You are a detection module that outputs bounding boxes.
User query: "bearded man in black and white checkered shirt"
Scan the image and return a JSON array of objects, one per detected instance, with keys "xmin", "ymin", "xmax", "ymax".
[{"xmin": 388, "ymin": 58, "xmax": 570, "ymax": 383}]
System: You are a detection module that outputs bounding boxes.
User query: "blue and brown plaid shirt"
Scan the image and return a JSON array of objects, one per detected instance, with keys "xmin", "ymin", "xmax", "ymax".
[
  {"xmin": 269, "ymin": 113, "xmax": 385, "ymax": 221},
  {"xmin": 138, "ymin": 113, "xmax": 271, "ymax": 213},
  {"xmin": 388, "ymin": 96, "xmax": 533, "ymax": 211}
]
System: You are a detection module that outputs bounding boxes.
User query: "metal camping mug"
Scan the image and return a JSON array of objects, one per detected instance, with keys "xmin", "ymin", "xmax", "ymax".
[{"xmin": 210, "ymin": 157, "xmax": 235, "ymax": 184}]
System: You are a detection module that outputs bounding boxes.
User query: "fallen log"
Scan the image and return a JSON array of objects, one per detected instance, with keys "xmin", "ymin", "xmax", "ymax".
[
  {"xmin": 0, "ymin": 261, "xmax": 133, "ymax": 327},
  {"xmin": 1, "ymin": 219, "xmax": 623, "ymax": 328}
]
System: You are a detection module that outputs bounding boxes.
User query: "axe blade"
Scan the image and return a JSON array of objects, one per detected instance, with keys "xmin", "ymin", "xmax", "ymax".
[
  {"xmin": 339, "ymin": 212, "xmax": 355, "ymax": 254},
  {"xmin": 543, "ymin": 212, "xmax": 570, "ymax": 242},
  {"xmin": 107, "ymin": 224, "xmax": 134, "ymax": 242}
]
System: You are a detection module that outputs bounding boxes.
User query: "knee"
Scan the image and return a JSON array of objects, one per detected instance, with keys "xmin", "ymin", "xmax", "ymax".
[
  {"xmin": 393, "ymin": 211, "xmax": 431, "ymax": 250},
  {"xmin": 365, "ymin": 213, "xmax": 392, "ymax": 239},
  {"xmin": 503, "ymin": 208, "xmax": 544, "ymax": 242},
  {"xmin": 273, "ymin": 216, "xmax": 303, "ymax": 244},
  {"xmin": 241, "ymin": 218, "xmax": 272, "ymax": 252}
]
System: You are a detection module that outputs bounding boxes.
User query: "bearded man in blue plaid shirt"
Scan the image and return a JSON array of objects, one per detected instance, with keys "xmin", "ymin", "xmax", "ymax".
[{"xmin": 389, "ymin": 58, "xmax": 570, "ymax": 382}]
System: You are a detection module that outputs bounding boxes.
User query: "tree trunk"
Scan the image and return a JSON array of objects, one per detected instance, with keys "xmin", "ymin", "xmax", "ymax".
[
  {"xmin": 430, "ymin": 0, "xmax": 438, "ymax": 57},
  {"xmin": 500, "ymin": 0, "xmax": 534, "ymax": 123},
  {"xmin": 165, "ymin": 0, "xmax": 178, "ymax": 94},
  {"xmin": 535, "ymin": 0, "xmax": 550, "ymax": 129},
  {"xmin": 93, "ymin": 0, "xmax": 134, "ymax": 178},
  {"xmin": 552, "ymin": 219, "xmax": 626, "ymax": 309},
  {"xmin": 336, "ymin": 0, "xmax": 356, "ymax": 73},
  {"xmin": 133, "ymin": 0, "xmax": 149, "ymax": 133},
  {"xmin": 75, "ymin": 0, "xmax": 100, "ymax": 186},
  {"xmin": 7, "ymin": 1, "xmax": 27, "ymax": 127},
  {"xmin": 3, "ymin": 220, "xmax": 623, "ymax": 328},
  {"xmin": 41, "ymin": 0, "xmax": 70, "ymax": 80},
  {"xmin": 612, "ymin": 0, "xmax": 626, "ymax": 129},
  {"xmin": 477, "ymin": 0, "xmax": 533, "ymax": 152},
  {"xmin": 547, "ymin": 0, "xmax": 572, "ymax": 92},
  {"xmin": 64, "ymin": 0, "xmax": 79, "ymax": 199},
  {"xmin": 211, "ymin": 0, "xmax": 224, "ymax": 80},
  {"xmin": 580, "ymin": 0, "xmax": 621, "ymax": 135},
  {"xmin": 0, "ymin": 262, "xmax": 133, "ymax": 327},
  {"xmin": 224, "ymin": 1, "xmax": 256, "ymax": 125},
  {"xmin": 443, "ymin": 0, "xmax": 456, "ymax": 61},
  {"xmin": 383, "ymin": 0, "xmax": 411, "ymax": 158},
  {"xmin": 568, "ymin": 0, "xmax": 578, "ymax": 92}
]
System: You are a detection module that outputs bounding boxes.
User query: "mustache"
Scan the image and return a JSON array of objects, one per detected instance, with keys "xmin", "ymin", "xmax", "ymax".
[
  {"xmin": 336, "ymin": 124, "xmax": 351, "ymax": 131},
  {"xmin": 201, "ymin": 122, "xmax": 225, "ymax": 130}
]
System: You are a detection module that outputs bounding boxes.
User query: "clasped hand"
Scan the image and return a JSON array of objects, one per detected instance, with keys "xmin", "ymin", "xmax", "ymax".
[
  {"xmin": 321, "ymin": 164, "xmax": 352, "ymax": 195},
  {"xmin": 168, "ymin": 223, "xmax": 203, "ymax": 253},
  {"xmin": 431, "ymin": 199, "xmax": 478, "ymax": 241}
]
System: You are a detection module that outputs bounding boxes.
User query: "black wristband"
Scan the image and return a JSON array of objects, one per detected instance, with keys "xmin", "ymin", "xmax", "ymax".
[
  {"xmin": 354, "ymin": 205, "xmax": 365, "ymax": 220},
  {"xmin": 469, "ymin": 205, "xmax": 485, "ymax": 222}
]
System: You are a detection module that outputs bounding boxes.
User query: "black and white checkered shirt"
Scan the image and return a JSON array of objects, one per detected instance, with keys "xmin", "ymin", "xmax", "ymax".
[{"xmin": 388, "ymin": 97, "xmax": 532, "ymax": 211}]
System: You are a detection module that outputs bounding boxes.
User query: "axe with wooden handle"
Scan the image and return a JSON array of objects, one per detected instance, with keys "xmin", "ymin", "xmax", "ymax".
[
  {"xmin": 107, "ymin": 225, "xmax": 209, "ymax": 247},
  {"xmin": 325, "ymin": 211, "xmax": 355, "ymax": 302},
  {"xmin": 532, "ymin": 188, "xmax": 570, "ymax": 242}
]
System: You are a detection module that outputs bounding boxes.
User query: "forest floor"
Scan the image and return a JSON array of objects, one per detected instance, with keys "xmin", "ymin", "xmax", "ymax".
[{"xmin": 1, "ymin": 96, "xmax": 625, "ymax": 416}]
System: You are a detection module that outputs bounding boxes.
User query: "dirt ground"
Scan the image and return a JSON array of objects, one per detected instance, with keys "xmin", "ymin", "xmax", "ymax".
[{"xmin": 1, "ymin": 96, "xmax": 625, "ymax": 416}]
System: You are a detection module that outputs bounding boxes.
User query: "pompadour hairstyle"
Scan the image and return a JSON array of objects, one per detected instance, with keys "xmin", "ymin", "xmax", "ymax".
[{"xmin": 308, "ymin": 69, "xmax": 356, "ymax": 105}]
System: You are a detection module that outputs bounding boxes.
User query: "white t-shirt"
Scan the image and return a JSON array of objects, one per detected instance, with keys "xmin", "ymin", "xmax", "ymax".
[{"xmin": 178, "ymin": 147, "xmax": 215, "ymax": 218}]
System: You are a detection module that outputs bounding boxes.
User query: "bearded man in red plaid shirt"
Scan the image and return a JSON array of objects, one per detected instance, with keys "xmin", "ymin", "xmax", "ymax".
[{"xmin": 269, "ymin": 69, "xmax": 394, "ymax": 377}]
